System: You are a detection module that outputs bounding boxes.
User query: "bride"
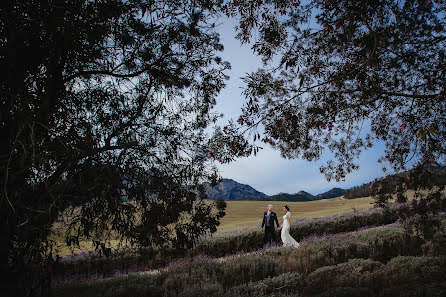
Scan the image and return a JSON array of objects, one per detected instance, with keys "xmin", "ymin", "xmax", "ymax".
[{"xmin": 278, "ymin": 205, "xmax": 300, "ymax": 248}]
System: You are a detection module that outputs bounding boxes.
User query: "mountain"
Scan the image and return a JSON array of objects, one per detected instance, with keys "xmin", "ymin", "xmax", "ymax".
[
  {"xmin": 203, "ymin": 178, "xmax": 267, "ymax": 200},
  {"xmin": 205, "ymin": 166, "xmax": 446, "ymax": 201},
  {"xmin": 258, "ymin": 192, "xmax": 318, "ymax": 202},
  {"xmin": 259, "ymin": 188, "xmax": 344, "ymax": 202},
  {"xmin": 203, "ymin": 178, "xmax": 345, "ymax": 201},
  {"xmin": 297, "ymin": 190, "xmax": 315, "ymax": 200},
  {"xmin": 316, "ymin": 188, "xmax": 345, "ymax": 199}
]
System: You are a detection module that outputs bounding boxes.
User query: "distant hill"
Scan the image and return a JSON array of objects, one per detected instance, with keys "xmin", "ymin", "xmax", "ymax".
[
  {"xmin": 297, "ymin": 190, "xmax": 315, "ymax": 200},
  {"xmin": 205, "ymin": 166, "xmax": 446, "ymax": 201},
  {"xmin": 317, "ymin": 188, "xmax": 345, "ymax": 199},
  {"xmin": 204, "ymin": 179, "xmax": 345, "ymax": 201},
  {"xmin": 257, "ymin": 188, "xmax": 345, "ymax": 202},
  {"xmin": 256, "ymin": 191, "xmax": 320, "ymax": 202},
  {"xmin": 258, "ymin": 192, "xmax": 318, "ymax": 202},
  {"xmin": 203, "ymin": 179, "xmax": 267, "ymax": 200}
]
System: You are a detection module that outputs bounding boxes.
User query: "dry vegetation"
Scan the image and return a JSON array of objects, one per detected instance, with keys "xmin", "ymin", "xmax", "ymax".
[
  {"xmin": 51, "ymin": 196, "xmax": 377, "ymax": 255},
  {"xmin": 216, "ymin": 196, "xmax": 376, "ymax": 232}
]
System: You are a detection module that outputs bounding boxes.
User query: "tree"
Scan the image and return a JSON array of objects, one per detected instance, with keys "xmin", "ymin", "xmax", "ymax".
[
  {"xmin": 212, "ymin": 0, "xmax": 445, "ymax": 233},
  {"xmin": 1, "ymin": 0, "xmax": 227, "ymax": 295}
]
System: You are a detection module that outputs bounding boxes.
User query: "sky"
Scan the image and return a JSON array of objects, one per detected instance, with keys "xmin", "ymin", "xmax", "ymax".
[{"xmin": 211, "ymin": 18, "xmax": 389, "ymax": 196}]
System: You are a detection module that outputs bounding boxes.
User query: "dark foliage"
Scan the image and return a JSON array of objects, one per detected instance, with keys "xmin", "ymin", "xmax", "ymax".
[
  {"xmin": 212, "ymin": 0, "xmax": 446, "ymax": 244},
  {"xmin": 214, "ymin": 0, "xmax": 446, "ymax": 182},
  {"xmin": 1, "ymin": 0, "xmax": 228, "ymax": 295},
  {"xmin": 344, "ymin": 169, "xmax": 446, "ymax": 199}
]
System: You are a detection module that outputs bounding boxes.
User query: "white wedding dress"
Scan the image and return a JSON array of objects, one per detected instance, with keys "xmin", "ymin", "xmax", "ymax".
[{"xmin": 281, "ymin": 212, "xmax": 300, "ymax": 248}]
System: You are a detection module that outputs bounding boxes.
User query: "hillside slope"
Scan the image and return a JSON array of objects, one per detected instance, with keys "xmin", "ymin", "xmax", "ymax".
[{"xmin": 203, "ymin": 179, "xmax": 267, "ymax": 200}]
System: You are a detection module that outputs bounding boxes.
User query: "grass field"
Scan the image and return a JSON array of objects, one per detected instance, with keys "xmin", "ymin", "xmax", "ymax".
[
  {"xmin": 52, "ymin": 196, "xmax": 376, "ymax": 255},
  {"xmin": 216, "ymin": 196, "xmax": 376, "ymax": 232}
]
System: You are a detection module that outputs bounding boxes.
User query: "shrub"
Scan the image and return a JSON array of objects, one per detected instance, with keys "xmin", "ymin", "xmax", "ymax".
[
  {"xmin": 302, "ymin": 256, "xmax": 446, "ymax": 297},
  {"xmin": 303, "ymin": 259, "xmax": 384, "ymax": 295},
  {"xmin": 192, "ymin": 229, "xmax": 264, "ymax": 258},
  {"xmin": 162, "ymin": 255, "xmax": 220, "ymax": 294},
  {"xmin": 376, "ymin": 256, "xmax": 446, "ymax": 287},
  {"xmin": 53, "ymin": 245, "xmax": 181, "ymax": 284},
  {"xmin": 421, "ymin": 216, "xmax": 446, "ymax": 256},
  {"xmin": 315, "ymin": 287, "xmax": 375, "ymax": 297},
  {"xmin": 219, "ymin": 254, "xmax": 282, "ymax": 289},
  {"xmin": 229, "ymin": 272, "xmax": 303, "ymax": 296},
  {"xmin": 177, "ymin": 283, "xmax": 225, "ymax": 297},
  {"xmin": 269, "ymin": 225, "xmax": 423, "ymax": 275},
  {"xmin": 422, "ymin": 231, "xmax": 446, "ymax": 256},
  {"xmin": 51, "ymin": 273, "xmax": 166, "ymax": 297}
]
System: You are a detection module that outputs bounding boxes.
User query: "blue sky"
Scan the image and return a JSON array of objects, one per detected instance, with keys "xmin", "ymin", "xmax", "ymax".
[{"xmin": 212, "ymin": 18, "xmax": 389, "ymax": 196}]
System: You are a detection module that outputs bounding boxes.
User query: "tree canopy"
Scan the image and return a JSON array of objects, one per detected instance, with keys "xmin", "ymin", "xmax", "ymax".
[
  {"xmin": 1, "ymin": 0, "xmax": 445, "ymax": 295},
  {"xmin": 1, "ymin": 0, "xmax": 227, "ymax": 295},
  {"xmin": 214, "ymin": 0, "xmax": 445, "ymax": 185},
  {"xmin": 211, "ymin": 0, "xmax": 445, "ymax": 238}
]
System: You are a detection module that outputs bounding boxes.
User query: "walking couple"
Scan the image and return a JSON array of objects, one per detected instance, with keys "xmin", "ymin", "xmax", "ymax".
[{"xmin": 262, "ymin": 204, "xmax": 300, "ymax": 247}]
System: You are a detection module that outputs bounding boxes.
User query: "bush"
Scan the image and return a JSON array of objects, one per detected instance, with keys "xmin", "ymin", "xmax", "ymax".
[
  {"xmin": 162, "ymin": 255, "xmax": 220, "ymax": 294},
  {"xmin": 177, "ymin": 283, "xmax": 225, "ymax": 297},
  {"xmin": 219, "ymin": 254, "xmax": 282, "ymax": 289},
  {"xmin": 53, "ymin": 245, "xmax": 182, "ymax": 284},
  {"xmin": 304, "ymin": 259, "xmax": 384, "ymax": 295},
  {"xmin": 229, "ymin": 272, "xmax": 303, "ymax": 296},
  {"xmin": 422, "ymin": 231, "xmax": 446, "ymax": 256},
  {"xmin": 302, "ymin": 256, "xmax": 446, "ymax": 297},
  {"xmin": 270, "ymin": 225, "xmax": 423, "ymax": 275},
  {"xmin": 51, "ymin": 273, "xmax": 166, "ymax": 297},
  {"xmin": 315, "ymin": 287, "xmax": 375, "ymax": 297},
  {"xmin": 376, "ymin": 256, "xmax": 446, "ymax": 287},
  {"xmin": 192, "ymin": 229, "xmax": 264, "ymax": 258}
]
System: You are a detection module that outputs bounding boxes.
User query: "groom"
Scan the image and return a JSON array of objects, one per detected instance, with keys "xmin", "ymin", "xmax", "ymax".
[{"xmin": 262, "ymin": 204, "xmax": 280, "ymax": 244}]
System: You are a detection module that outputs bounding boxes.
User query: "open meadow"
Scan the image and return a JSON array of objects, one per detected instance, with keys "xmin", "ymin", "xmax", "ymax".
[
  {"xmin": 52, "ymin": 196, "xmax": 375, "ymax": 255},
  {"xmin": 216, "ymin": 196, "xmax": 375, "ymax": 232}
]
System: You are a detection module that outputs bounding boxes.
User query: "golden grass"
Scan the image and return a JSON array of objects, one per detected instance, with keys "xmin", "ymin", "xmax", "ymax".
[
  {"xmin": 52, "ymin": 196, "xmax": 376, "ymax": 255},
  {"xmin": 216, "ymin": 196, "xmax": 376, "ymax": 233},
  {"xmin": 49, "ymin": 188, "xmax": 445, "ymax": 256}
]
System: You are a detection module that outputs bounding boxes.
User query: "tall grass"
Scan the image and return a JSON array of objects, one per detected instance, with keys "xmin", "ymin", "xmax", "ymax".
[
  {"xmin": 52, "ymin": 212, "xmax": 446, "ymax": 297},
  {"xmin": 53, "ymin": 201, "xmax": 446, "ymax": 283}
]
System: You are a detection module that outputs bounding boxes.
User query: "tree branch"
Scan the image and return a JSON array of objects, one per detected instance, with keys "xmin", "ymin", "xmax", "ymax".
[{"xmin": 63, "ymin": 68, "xmax": 149, "ymax": 82}]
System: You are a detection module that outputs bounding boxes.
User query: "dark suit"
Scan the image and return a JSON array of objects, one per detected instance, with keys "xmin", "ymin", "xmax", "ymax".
[{"xmin": 262, "ymin": 211, "xmax": 280, "ymax": 244}]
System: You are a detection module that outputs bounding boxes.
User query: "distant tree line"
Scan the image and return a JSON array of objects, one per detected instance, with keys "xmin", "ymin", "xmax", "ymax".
[
  {"xmin": 254, "ymin": 188, "xmax": 344, "ymax": 202},
  {"xmin": 344, "ymin": 168, "xmax": 446, "ymax": 199},
  {"xmin": 343, "ymin": 183, "xmax": 373, "ymax": 199},
  {"xmin": 257, "ymin": 192, "xmax": 316, "ymax": 202}
]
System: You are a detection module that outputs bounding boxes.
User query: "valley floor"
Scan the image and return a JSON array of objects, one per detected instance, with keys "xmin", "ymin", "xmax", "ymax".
[
  {"xmin": 216, "ymin": 196, "xmax": 375, "ymax": 232},
  {"xmin": 52, "ymin": 196, "xmax": 376, "ymax": 255}
]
